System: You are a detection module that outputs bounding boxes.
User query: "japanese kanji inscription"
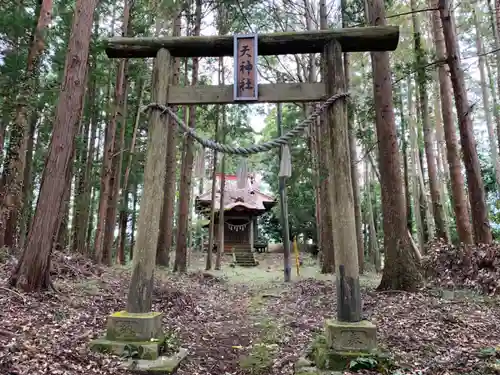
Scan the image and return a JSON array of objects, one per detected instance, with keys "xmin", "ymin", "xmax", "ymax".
[{"xmin": 234, "ymin": 34, "xmax": 258, "ymax": 101}]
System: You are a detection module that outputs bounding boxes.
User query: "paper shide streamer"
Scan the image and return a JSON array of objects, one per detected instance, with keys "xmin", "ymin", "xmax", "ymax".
[{"xmin": 279, "ymin": 144, "xmax": 291, "ymax": 177}]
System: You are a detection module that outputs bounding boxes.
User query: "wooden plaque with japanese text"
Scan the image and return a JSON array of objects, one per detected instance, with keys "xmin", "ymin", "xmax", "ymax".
[{"xmin": 233, "ymin": 34, "xmax": 258, "ymax": 101}]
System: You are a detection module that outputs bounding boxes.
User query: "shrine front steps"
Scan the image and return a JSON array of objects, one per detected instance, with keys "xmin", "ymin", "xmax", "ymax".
[{"xmin": 232, "ymin": 246, "xmax": 258, "ymax": 267}]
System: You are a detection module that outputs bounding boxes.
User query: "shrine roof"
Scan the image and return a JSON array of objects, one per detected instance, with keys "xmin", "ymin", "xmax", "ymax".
[{"xmin": 196, "ymin": 174, "xmax": 275, "ymax": 213}]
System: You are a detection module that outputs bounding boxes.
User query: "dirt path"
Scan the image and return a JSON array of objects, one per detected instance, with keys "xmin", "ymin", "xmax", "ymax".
[{"xmin": 1, "ymin": 252, "xmax": 500, "ymax": 375}]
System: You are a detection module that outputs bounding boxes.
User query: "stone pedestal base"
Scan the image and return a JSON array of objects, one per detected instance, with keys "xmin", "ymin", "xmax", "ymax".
[
  {"xmin": 324, "ymin": 319, "xmax": 376, "ymax": 352},
  {"xmin": 90, "ymin": 311, "xmax": 187, "ymax": 372},
  {"xmin": 120, "ymin": 348, "xmax": 188, "ymax": 374},
  {"xmin": 295, "ymin": 319, "xmax": 379, "ymax": 373}
]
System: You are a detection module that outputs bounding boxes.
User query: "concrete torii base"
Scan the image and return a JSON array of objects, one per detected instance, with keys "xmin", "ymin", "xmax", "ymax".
[
  {"xmin": 89, "ymin": 311, "xmax": 187, "ymax": 374},
  {"xmin": 295, "ymin": 319, "xmax": 382, "ymax": 374}
]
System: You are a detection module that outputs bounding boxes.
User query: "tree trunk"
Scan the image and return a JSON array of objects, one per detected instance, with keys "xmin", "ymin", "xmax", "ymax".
[
  {"xmin": 365, "ymin": 160, "xmax": 380, "ymax": 272},
  {"xmin": 473, "ymin": 8, "xmax": 500, "ymax": 191},
  {"xmin": 429, "ymin": 0, "xmax": 473, "ymax": 244},
  {"xmin": 101, "ymin": 1, "xmax": 132, "ymax": 265},
  {"xmin": 366, "ymin": 0, "xmax": 422, "ymax": 291},
  {"xmin": 71, "ymin": 63, "xmax": 92, "ymax": 254},
  {"xmin": 490, "ymin": 0, "xmax": 500, "ymax": 153},
  {"xmin": 214, "ymin": 147, "xmax": 226, "ymax": 270},
  {"xmin": 130, "ymin": 182, "xmax": 138, "ymax": 260},
  {"xmin": 398, "ymin": 85, "xmax": 413, "ymax": 232},
  {"xmin": 10, "ymin": 0, "xmax": 98, "ymax": 292},
  {"xmin": 439, "ymin": 0, "xmax": 492, "ymax": 244},
  {"xmin": 174, "ymin": 0, "xmax": 201, "ymax": 273},
  {"xmin": 410, "ymin": 0, "xmax": 448, "ymax": 241},
  {"xmin": 118, "ymin": 79, "xmax": 145, "ymax": 264},
  {"xmin": 17, "ymin": 111, "xmax": 37, "ymax": 249},
  {"xmin": 408, "ymin": 78, "xmax": 425, "ymax": 251},
  {"xmin": 94, "ymin": 3, "xmax": 118, "ymax": 263},
  {"xmin": 0, "ymin": 0, "xmax": 53, "ymax": 249},
  {"xmin": 156, "ymin": 9, "xmax": 182, "ymax": 267},
  {"xmin": 205, "ymin": 125, "xmax": 219, "ymax": 271}
]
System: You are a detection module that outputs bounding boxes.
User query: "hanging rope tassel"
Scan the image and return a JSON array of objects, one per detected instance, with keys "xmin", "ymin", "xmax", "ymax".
[
  {"xmin": 279, "ymin": 144, "xmax": 292, "ymax": 177},
  {"xmin": 193, "ymin": 147, "xmax": 205, "ymax": 178},
  {"xmin": 236, "ymin": 158, "xmax": 248, "ymax": 189}
]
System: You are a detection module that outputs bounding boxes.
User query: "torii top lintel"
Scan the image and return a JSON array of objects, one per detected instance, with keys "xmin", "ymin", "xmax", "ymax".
[{"xmin": 104, "ymin": 26, "xmax": 399, "ymax": 59}]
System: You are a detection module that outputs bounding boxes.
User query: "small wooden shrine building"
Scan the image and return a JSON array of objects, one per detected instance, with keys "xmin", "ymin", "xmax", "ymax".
[{"xmin": 195, "ymin": 173, "xmax": 276, "ymax": 253}]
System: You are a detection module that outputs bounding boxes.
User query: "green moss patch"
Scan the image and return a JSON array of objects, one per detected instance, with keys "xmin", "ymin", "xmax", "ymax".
[
  {"xmin": 306, "ymin": 334, "xmax": 395, "ymax": 372},
  {"xmin": 111, "ymin": 311, "xmax": 162, "ymax": 319}
]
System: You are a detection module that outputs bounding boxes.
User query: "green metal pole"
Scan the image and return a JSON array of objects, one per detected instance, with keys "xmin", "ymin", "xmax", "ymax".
[{"xmin": 277, "ymin": 102, "xmax": 291, "ymax": 282}]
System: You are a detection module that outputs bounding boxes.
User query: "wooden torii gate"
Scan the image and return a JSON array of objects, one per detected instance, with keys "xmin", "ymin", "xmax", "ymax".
[{"xmin": 104, "ymin": 26, "xmax": 399, "ymax": 323}]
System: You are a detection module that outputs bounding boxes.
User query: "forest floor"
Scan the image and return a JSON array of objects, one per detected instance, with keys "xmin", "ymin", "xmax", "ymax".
[{"xmin": 1, "ymin": 250, "xmax": 500, "ymax": 375}]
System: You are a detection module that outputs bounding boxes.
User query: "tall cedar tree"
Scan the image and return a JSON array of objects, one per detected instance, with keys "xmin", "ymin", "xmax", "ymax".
[
  {"xmin": 439, "ymin": 0, "xmax": 492, "ymax": 244},
  {"xmin": 0, "ymin": 0, "xmax": 52, "ymax": 248},
  {"xmin": 366, "ymin": 0, "xmax": 422, "ymax": 291},
  {"xmin": 174, "ymin": 0, "xmax": 202, "ymax": 272},
  {"xmin": 10, "ymin": 0, "xmax": 99, "ymax": 291},
  {"xmin": 430, "ymin": 0, "xmax": 473, "ymax": 244}
]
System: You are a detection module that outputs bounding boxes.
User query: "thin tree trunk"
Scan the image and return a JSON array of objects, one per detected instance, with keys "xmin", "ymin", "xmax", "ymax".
[
  {"xmin": 429, "ymin": 0, "xmax": 473, "ymax": 244},
  {"xmin": 118, "ymin": 79, "xmax": 144, "ymax": 264},
  {"xmin": 411, "ymin": 0, "xmax": 448, "ymax": 241},
  {"xmin": 101, "ymin": 0, "xmax": 132, "ymax": 265},
  {"xmin": 130, "ymin": 182, "xmax": 138, "ymax": 260},
  {"xmin": 408, "ymin": 78, "xmax": 425, "ymax": 251},
  {"xmin": 18, "ymin": 111, "xmax": 37, "ymax": 249},
  {"xmin": 94, "ymin": 3, "xmax": 118, "ymax": 263},
  {"xmin": 365, "ymin": 160, "xmax": 380, "ymax": 272},
  {"xmin": 399, "ymin": 85, "xmax": 413, "ymax": 232},
  {"xmin": 174, "ymin": 0, "xmax": 201, "ymax": 273},
  {"xmin": 439, "ymin": 0, "xmax": 492, "ymax": 244},
  {"xmin": 473, "ymin": 8, "xmax": 500, "ymax": 190},
  {"xmin": 489, "ymin": 0, "xmax": 500, "ymax": 152},
  {"xmin": 205, "ymin": 124, "xmax": 219, "ymax": 270}
]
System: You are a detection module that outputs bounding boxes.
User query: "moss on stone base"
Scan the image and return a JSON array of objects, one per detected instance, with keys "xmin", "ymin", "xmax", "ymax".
[
  {"xmin": 120, "ymin": 348, "xmax": 188, "ymax": 374},
  {"xmin": 307, "ymin": 334, "xmax": 392, "ymax": 372},
  {"xmin": 89, "ymin": 336, "xmax": 166, "ymax": 360},
  {"xmin": 111, "ymin": 311, "xmax": 162, "ymax": 319}
]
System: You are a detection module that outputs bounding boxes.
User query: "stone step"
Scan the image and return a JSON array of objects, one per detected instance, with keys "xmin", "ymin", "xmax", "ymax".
[{"xmin": 232, "ymin": 248, "xmax": 258, "ymax": 267}]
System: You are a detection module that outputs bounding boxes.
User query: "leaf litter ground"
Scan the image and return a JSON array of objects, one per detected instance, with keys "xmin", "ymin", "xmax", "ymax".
[{"xmin": 1, "ymin": 249, "xmax": 500, "ymax": 375}]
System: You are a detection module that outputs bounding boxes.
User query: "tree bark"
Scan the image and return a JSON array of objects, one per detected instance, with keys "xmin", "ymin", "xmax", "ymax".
[
  {"xmin": 473, "ymin": 8, "xmax": 500, "ymax": 190},
  {"xmin": 118, "ymin": 79, "xmax": 144, "ymax": 264},
  {"xmin": 410, "ymin": 0, "xmax": 448, "ymax": 241},
  {"xmin": 174, "ymin": 0, "xmax": 201, "ymax": 273},
  {"xmin": 17, "ymin": 111, "xmax": 37, "ymax": 249},
  {"xmin": 429, "ymin": 0, "xmax": 473, "ymax": 244},
  {"xmin": 156, "ymin": 9, "xmax": 182, "ymax": 267},
  {"xmin": 205, "ymin": 119, "xmax": 219, "ymax": 271},
  {"xmin": 94, "ymin": 3, "xmax": 118, "ymax": 263},
  {"xmin": 366, "ymin": 0, "xmax": 422, "ymax": 291},
  {"xmin": 101, "ymin": 0, "xmax": 132, "ymax": 265},
  {"xmin": 0, "ymin": 0, "xmax": 53, "ymax": 249},
  {"xmin": 10, "ymin": 0, "xmax": 98, "ymax": 292},
  {"xmin": 408, "ymin": 78, "xmax": 425, "ymax": 251},
  {"xmin": 439, "ymin": 0, "xmax": 492, "ymax": 244}
]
